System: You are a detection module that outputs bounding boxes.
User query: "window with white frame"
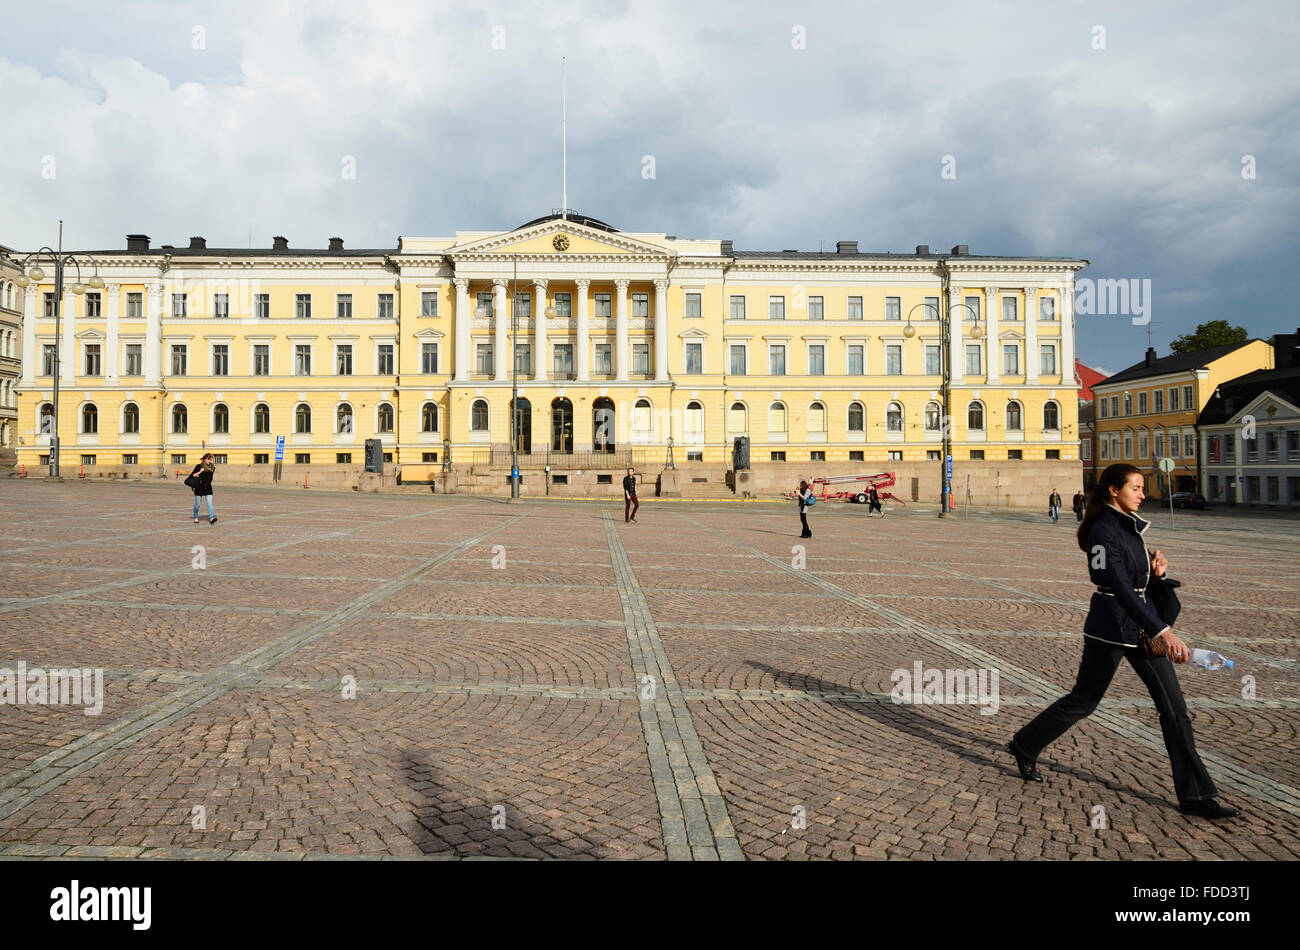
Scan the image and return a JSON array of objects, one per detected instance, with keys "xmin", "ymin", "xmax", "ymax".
[
  {"xmin": 212, "ymin": 343, "xmax": 229, "ymax": 376},
  {"xmin": 885, "ymin": 296, "xmax": 900, "ymax": 320},
  {"xmin": 1001, "ymin": 296, "xmax": 1018, "ymax": 321},
  {"xmin": 886, "ymin": 402, "xmax": 903, "ymax": 432},
  {"xmin": 594, "ymin": 294, "xmax": 611, "ymax": 318},
  {"xmin": 337, "ymin": 294, "xmax": 353, "ymax": 318},
  {"xmin": 848, "ymin": 402, "xmax": 864, "ymax": 432},
  {"xmin": 253, "ymin": 344, "xmax": 270, "ymax": 376},
  {"xmin": 1099, "ymin": 398, "xmax": 1109, "ymax": 419},
  {"xmin": 924, "ymin": 296, "xmax": 939, "ymax": 320},
  {"xmin": 554, "ymin": 293, "xmax": 572, "ymax": 317},
  {"xmin": 83, "ymin": 343, "xmax": 101, "ymax": 376},
  {"xmin": 1138, "ymin": 392, "xmax": 1148, "ymax": 414},
  {"xmin": 1039, "ymin": 296, "xmax": 1056, "ymax": 320},
  {"xmin": 1043, "ymin": 401, "xmax": 1060, "ymax": 430},
  {"xmin": 684, "ymin": 293, "xmax": 702, "ymax": 318},
  {"xmin": 377, "ymin": 293, "xmax": 394, "ymax": 320},
  {"xmin": 294, "ymin": 343, "xmax": 312, "ymax": 376},
  {"xmin": 377, "ymin": 403, "xmax": 394, "ymax": 434},
  {"xmin": 422, "ymin": 402, "xmax": 439, "ymax": 432},
  {"xmin": 965, "ymin": 344, "xmax": 981, "ymax": 375},
  {"xmin": 1002, "ymin": 343, "xmax": 1020, "ymax": 375},
  {"xmin": 377, "ymin": 343, "xmax": 394, "ymax": 374},
  {"xmin": 631, "ymin": 293, "xmax": 649, "ymax": 318},
  {"xmin": 213, "ymin": 294, "xmax": 228, "ymax": 318},
  {"xmin": 729, "ymin": 295, "xmax": 745, "ymax": 320},
  {"xmin": 847, "ymin": 344, "xmax": 864, "ymax": 375},
  {"xmin": 684, "ymin": 342, "xmax": 702, "ymax": 374},
  {"xmin": 632, "ymin": 343, "xmax": 649, "ymax": 375},
  {"xmin": 170, "ymin": 344, "xmax": 187, "ymax": 376},
  {"xmin": 553, "ymin": 343, "xmax": 573, "ymax": 379},
  {"xmin": 769, "ymin": 296, "xmax": 785, "ymax": 320},
  {"xmin": 1006, "ymin": 401, "xmax": 1023, "ymax": 431},
  {"xmin": 126, "ymin": 292, "xmax": 142, "ymax": 318},
  {"xmin": 255, "ymin": 293, "xmax": 269, "ymax": 319},
  {"xmin": 808, "ymin": 344, "xmax": 825, "ymax": 375},
  {"xmin": 336, "ymin": 344, "xmax": 353, "ymax": 375},
  {"xmin": 593, "ymin": 343, "xmax": 611, "ymax": 375},
  {"xmin": 924, "ymin": 344, "xmax": 941, "ymax": 375},
  {"xmin": 808, "ymin": 296, "xmax": 824, "ymax": 320},
  {"xmin": 124, "ymin": 343, "xmax": 142, "ymax": 376},
  {"xmin": 768, "ymin": 344, "xmax": 786, "ymax": 375},
  {"xmin": 421, "ymin": 342, "xmax": 438, "ymax": 374},
  {"xmin": 925, "ymin": 402, "xmax": 941, "ymax": 432},
  {"xmin": 171, "ymin": 293, "xmax": 187, "ymax": 318},
  {"xmin": 968, "ymin": 401, "xmax": 985, "ymax": 431},
  {"xmin": 885, "ymin": 344, "xmax": 902, "ymax": 375},
  {"xmin": 847, "ymin": 296, "xmax": 863, "ymax": 320},
  {"xmin": 1154, "ymin": 389, "xmax": 1164, "ymax": 412},
  {"xmin": 1182, "ymin": 385, "xmax": 1194, "ymax": 410},
  {"xmin": 1168, "ymin": 387, "xmax": 1180, "ymax": 411},
  {"xmin": 476, "ymin": 343, "xmax": 493, "ymax": 376},
  {"xmin": 421, "ymin": 291, "xmax": 438, "ymax": 317},
  {"xmin": 808, "ymin": 401, "xmax": 826, "ymax": 432},
  {"xmin": 1040, "ymin": 344, "xmax": 1057, "ymax": 375},
  {"xmin": 1184, "ymin": 432, "xmax": 1194, "ymax": 457},
  {"xmin": 295, "ymin": 403, "xmax": 312, "ymax": 433},
  {"xmin": 295, "ymin": 294, "xmax": 312, "ymax": 319},
  {"xmin": 1138, "ymin": 432, "xmax": 1149, "ymax": 458},
  {"xmin": 767, "ymin": 401, "xmax": 787, "ymax": 433},
  {"xmin": 964, "ymin": 295, "xmax": 981, "ymax": 321},
  {"xmin": 728, "ymin": 401, "xmax": 747, "ymax": 432},
  {"xmin": 729, "ymin": 344, "xmax": 746, "ymax": 375}
]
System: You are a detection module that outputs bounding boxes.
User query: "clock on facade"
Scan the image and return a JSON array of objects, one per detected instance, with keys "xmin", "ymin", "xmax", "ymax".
[{"xmin": 552, "ymin": 234, "xmax": 570, "ymax": 252}]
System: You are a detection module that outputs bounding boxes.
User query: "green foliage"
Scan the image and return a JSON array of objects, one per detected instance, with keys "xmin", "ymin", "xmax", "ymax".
[{"xmin": 1169, "ymin": 320, "xmax": 1249, "ymax": 355}]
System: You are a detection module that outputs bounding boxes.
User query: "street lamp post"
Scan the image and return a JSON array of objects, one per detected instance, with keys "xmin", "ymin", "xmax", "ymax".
[{"xmin": 9, "ymin": 222, "xmax": 105, "ymax": 479}]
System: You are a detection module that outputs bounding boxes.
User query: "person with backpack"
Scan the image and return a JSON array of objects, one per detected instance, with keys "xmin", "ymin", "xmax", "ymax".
[
  {"xmin": 797, "ymin": 479, "xmax": 814, "ymax": 538},
  {"xmin": 188, "ymin": 453, "xmax": 217, "ymax": 524},
  {"xmin": 867, "ymin": 485, "xmax": 883, "ymax": 517},
  {"xmin": 1049, "ymin": 488, "xmax": 1062, "ymax": 523}
]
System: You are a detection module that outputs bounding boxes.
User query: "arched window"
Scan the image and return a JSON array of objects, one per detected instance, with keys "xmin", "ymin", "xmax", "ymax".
[
  {"xmin": 212, "ymin": 403, "xmax": 229, "ymax": 435},
  {"xmin": 82, "ymin": 403, "xmax": 98, "ymax": 434},
  {"xmin": 421, "ymin": 402, "xmax": 439, "ymax": 433},
  {"xmin": 253, "ymin": 403, "xmax": 270, "ymax": 434},
  {"xmin": 632, "ymin": 398, "xmax": 652, "ymax": 435},
  {"xmin": 768, "ymin": 401, "xmax": 787, "ymax": 433},
  {"xmin": 886, "ymin": 402, "xmax": 903, "ymax": 432},
  {"xmin": 924, "ymin": 401, "xmax": 942, "ymax": 432},
  {"xmin": 728, "ymin": 401, "xmax": 747, "ymax": 433},
  {"xmin": 848, "ymin": 402, "xmax": 864, "ymax": 432},
  {"xmin": 592, "ymin": 397, "xmax": 614, "ymax": 451},
  {"xmin": 808, "ymin": 401, "xmax": 826, "ymax": 433},
  {"xmin": 295, "ymin": 403, "xmax": 312, "ymax": 434},
  {"xmin": 968, "ymin": 401, "xmax": 985, "ymax": 431},
  {"xmin": 471, "ymin": 399, "xmax": 489, "ymax": 431},
  {"xmin": 1006, "ymin": 401, "xmax": 1023, "ymax": 432},
  {"xmin": 122, "ymin": 402, "xmax": 140, "ymax": 435},
  {"xmin": 684, "ymin": 401, "xmax": 703, "ymax": 442},
  {"xmin": 377, "ymin": 402, "xmax": 394, "ymax": 434},
  {"xmin": 336, "ymin": 403, "xmax": 353, "ymax": 434},
  {"xmin": 39, "ymin": 402, "xmax": 54, "ymax": 435},
  {"xmin": 171, "ymin": 403, "xmax": 188, "ymax": 434},
  {"xmin": 1043, "ymin": 400, "xmax": 1060, "ymax": 431}
]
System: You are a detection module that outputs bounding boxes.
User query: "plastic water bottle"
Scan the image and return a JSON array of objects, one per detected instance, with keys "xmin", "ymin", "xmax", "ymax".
[{"xmin": 1190, "ymin": 648, "xmax": 1234, "ymax": 671}]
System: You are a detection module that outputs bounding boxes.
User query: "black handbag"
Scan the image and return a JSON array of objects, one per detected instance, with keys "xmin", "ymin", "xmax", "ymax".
[
  {"xmin": 1147, "ymin": 575, "xmax": 1182, "ymax": 626},
  {"xmin": 184, "ymin": 474, "xmax": 199, "ymax": 489}
]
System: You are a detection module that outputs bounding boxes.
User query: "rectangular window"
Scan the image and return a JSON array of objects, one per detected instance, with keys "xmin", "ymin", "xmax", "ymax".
[
  {"xmin": 1040, "ymin": 344, "xmax": 1056, "ymax": 375},
  {"xmin": 808, "ymin": 344, "xmax": 825, "ymax": 375},
  {"xmin": 84, "ymin": 344, "xmax": 101, "ymax": 376},
  {"xmin": 729, "ymin": 344, "xmax": 746, "ymax": 375},
  {"xmin": 1288, "ymin": 430, "xmax": 1300, "ymax": 459},
  {"xmin": 1008, "ymin": 449, "xmax": 1024, "ymax": 460},
  {"xmin": 476, "ymin": 343, "xmax": 494, "ymax": 376},
  {"xmin": 1002, "ymin": 344, "xmax": 1019, "ymax": 375},
  {"xmin": 965, "ymin": 295, "xmax": 981, "ymax": 318},
  {"xmin": 594, "ymin": 343, "xmax": 612, "ymax": 375},
  {"xmin": 126, "ymin": 292, "xmax": 143, "ymax": 318},
  {"xmin": 124, "ymin": 344, "xmax": 142, "ymax": 376},
  {"xmin": 1138, "ymin": 433, "xmax": 1149, "ymax": 458},
  {"xmin": 377, "ymin": 344, "xmax": 394, "ymax": 374},
  {"xmin": 1168, "ymin": 387, "xmax": 1180, "ymax": 411},
  {"xmin": 337, "ymin": 453, "xmax": 353, "ymax": 464},
  {"xmin": 1039, "ymin": 296, "xmax": 1056, "ymax": 321},
  {"xmin": 475, "ymin": 291, "xmax": 494, "ymax": 319},
  {"xmin": 1154, "ymin": 390, "xmax": 1164, "ymax": 412},
  {"xmin": 295, "ymin": 294, "xmax": 312, "ymax": 319},
  {"xmin": 255, "ymin": 293, "xmax": 270, "ymax": 319},
  {"xmin": 516, "ymin": 293, "xmax": 531, "ymax": 318},
  {"xmin": 1081, "ymin": 441, "xmax": 1091, "ymax": 460},
  {"xmin": 1138, "ymin": 392, "xmax": 1148, "ymax": 414},
  {"xmin": 811, "ymin": 451, "xmax": 826, "ymax": 462},
  {"xmin": 924, "ymin": 344, "xmax": 941, "ymax": 375},
  {"xmin": 850, "ymin": 451, "xmax": 864, "ymax": 461},
  {"xmin": 1002, "ymin": 296, "xmax": 1018, "ymax": 321},
  {"xmin": 847, "ymin": 344, "xmax": 864, "ymax": 375},
  {"xmin": 631, "ymin": 293, "xmax": 649, "ymax": 318},
  {"xmin": 808, "ymin": 296, "xmax": 824, "ymax": 320},
  {"xmin": 171, "ymin": 454, "xmax": 187, "ymax": 465},
  {"xmin": 122, "ymin": 454, "xmax": 138, "ymax": 465},
  {"xmin": 632, "ymin": 343, "xmax": 650, "ymax": 375},
  {"xmin": 1100, "ymin": 438, "xmax": 1108, "ymax": 459},
  {"xmin": 212, "ymin": 344, "xmax": 229, "ymax": 376},
  {"xmin": 421, "ymin": 342, "xmax": 439, "ymax": 374},
  {"xmin": 769, "ymin": 296, "xmax": 785, "ymax": 320},
  {"xmin": 254, "ymin": 454, "xmax": 269, "ymax": 465},
  {"xmin": 888, "ymin": 451, "xmax": 903, "ymax": 461},
  {"xmin": 295, "ymin": 453, "xmax": 311, "ymax": 465},
  {"xmin": 43, "ymin": 293, "xmax": 55, "ymax": 317},
  {"xmin": 885, "ymin": 297, "xmax": 901, "ymax": 321},
  {"xmin": 171, "ymin": 345, "xmax": 187, "ymax": 376},
  {"xmin": 685, "ymin": 342, "xmax": 702, "ymax": 374},
  {"xmin": 770, "ymin": 451, "xmax": 786, "ymax": 462},
  {"xmin": 1171, "ymin": 432, "xmax": 1181, "ymax": 457},
  {"xmin": 1184, "ymin": 433, "xmax": 1195, "ymax": 457},
  {"xmin": 553, "ymin": 343, "xmax": 574, "ymax": 379},
  {"xmin": 594, "ymin": 294, "xmax": 611, "ymax": 318},
  {"xmin": 337, "ymin": 294, "xmax": 353, "ymax": 319},
  {"xmin": 1155, "ymin": 433, "xmax": 1165, "ymax": 457},
  {"xmin": 336, "ymin": 344, "xmax": 353, "ymax": 376},
  {"xmin": 1182, "ymin": 385, "xmax": 1194, "ymax": 410},
  {"xmin": 171, "ymin": 293, "xmax": 187, "ymax": 318},
  {"xmin": 1124, "ymin": 435, "xmax": 1134, "ymax": 458},
  {"xmin": 295, "ymin": 344, "xmax": 311, "ymax": 375},
  {"xmin": 687, "ymin": 452, "xmax": 704, "ymax": 462},
  {"xmin": 885, "ymin": 344, "xmax": 902, "ymax": 375},
  {"xmin": 554, "ymin": 292, "xmax": 572, "ymax": 317},
  {"xmin": 729, "ymin": 295, "xmax": 745, "ymax": 320},
  {"xmin": 769, "ymin": 344, "xmax": 786, "ymax": 375},
  {"xmin": 422, "ymin": 452, "xmax": 439, "ymax": 463},
  {"xmin": 213, "ymin": 293, "xmax": 229, "ymax": 318},
  {"xmin": 924, "ymin": 296, "xmax": 939, "ymax": 320},
  {"xmin": 1110, "ymin": 395, "xmax": 1119, "ymax": 417},
  {"xmin": 85, "ymin": 292, "xmax": 102, "ymax": 318},
  {"xmin": 681, "ymin": 292, "xmax": 701, "ymax": 318},
  {"xmin": 421, "ymin": 291, "xmax": 438, "ymax": 317},
  {"xmin": 847, "ymin": 296, "xmax": 863, "ymax": 320},
  {"xmin": 1100, "ymin": 398, "xmax": 1109, "ymax": 418},
  {"xmin": 964, "ymin": 344, "xmax": 981, "ymax": 376},
  {"xmin": 377, "ymin": 293, "xmax": 394, "ymax": 320},
  {"xmin": 253, "ymin": 345, "xmax": 270, "ymax": 376},
  {"xmin": 77, "ymin": 454, "xmax": 96, "ymax": 465},
  {"xmin": 514, "ymin": 343, "xmax": 532, "ymax": 375}
]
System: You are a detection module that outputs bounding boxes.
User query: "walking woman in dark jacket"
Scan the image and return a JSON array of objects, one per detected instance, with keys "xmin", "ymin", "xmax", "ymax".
[
  {"xmin": 1007, "ymin": 463, "xmax": 1239, "ymax": 819},
  {"xmin": 190, "ymin": 453, "xmax": 217, "ymax": 524},
  {"xmin": 797, "ymin": 480, "xmax": 813, "ymax": 538}
]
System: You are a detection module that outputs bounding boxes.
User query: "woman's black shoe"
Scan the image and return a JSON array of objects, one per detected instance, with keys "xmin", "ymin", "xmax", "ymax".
[
  {"xmin": 1179, "ymin": 799, "xmax": 1241, "ymax": 819},
  {"xmin": 1007, "ymin": 741, "xmax": 1043, "ymax": 782}
]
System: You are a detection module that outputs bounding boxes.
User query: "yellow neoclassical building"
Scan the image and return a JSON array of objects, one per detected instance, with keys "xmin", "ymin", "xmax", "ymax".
[{"xmin": 10, "ymin": 213, "xmax": 1086, "ymax": 491}]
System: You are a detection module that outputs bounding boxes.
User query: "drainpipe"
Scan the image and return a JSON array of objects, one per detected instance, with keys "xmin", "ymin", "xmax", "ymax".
[{"xmin": 158, "ymin": 254, "xmax": 171, "ymax": 477}]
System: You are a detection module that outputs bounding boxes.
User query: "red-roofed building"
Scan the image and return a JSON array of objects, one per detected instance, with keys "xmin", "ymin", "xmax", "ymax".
[
  {"xmin": 1075, "ymin": 359, "xmax": 1107, "ymax": 403},
  {"xmin": 1076, "ymin": 359, "xmax": 1109, "ymax": 487}
]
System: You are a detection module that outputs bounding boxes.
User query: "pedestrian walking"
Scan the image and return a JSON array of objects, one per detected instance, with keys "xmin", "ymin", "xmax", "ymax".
[
  {"xmin": 623, "ymin": 467, "xmax": 640, "ymax": 523},
  {"xmin": 1049, "ymin": 487, "xmax": 1062, "ymax": 523},
  {"xmin": 797, "ymin": 479, "xmax": 813, "ymax": 538},
  {"xmin": 187, "ymin": 453, "xmax": 218, "ymax": 524},
  {"xmin": 867, "ymin": 485, "xmax": 883, "ymax": 517},
  {"xmin": 1072, "ymin": 490, "xmax": 1085, "ymax": 523},
  {"xmin": 1007, "ymin": 463, "xmax": 1240, "ymax": 819}
]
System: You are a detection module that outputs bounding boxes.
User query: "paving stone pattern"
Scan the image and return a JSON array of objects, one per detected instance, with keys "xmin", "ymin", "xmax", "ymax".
[{"xmin": 0, "ymin": 480, "xmax": 1297, "ymax": 860}]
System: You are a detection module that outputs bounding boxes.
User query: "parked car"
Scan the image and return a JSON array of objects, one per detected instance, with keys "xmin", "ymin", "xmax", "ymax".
[{"xmin": 1170, "ymin": 492, "xmax": 1207, "ymax": 510}]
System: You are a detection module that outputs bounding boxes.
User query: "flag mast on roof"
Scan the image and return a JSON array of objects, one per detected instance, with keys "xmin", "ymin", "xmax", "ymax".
[{"xmin": 562, "ymin": 56, "xmax": 567, "ymax": 220}]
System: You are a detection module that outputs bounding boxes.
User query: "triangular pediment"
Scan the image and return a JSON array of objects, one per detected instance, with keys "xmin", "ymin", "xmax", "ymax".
[
  {"xmin": 449, "ymin": 219, "xmax": 669, "ymax": 259},
  {"xmin": 1231, "ymin": 390, "xmax": 1300, "ymax": 425}
]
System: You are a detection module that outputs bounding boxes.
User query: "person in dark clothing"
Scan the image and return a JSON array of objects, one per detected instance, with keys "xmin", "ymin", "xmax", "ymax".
[
  {"xmin": 623, "ymin": 467, "xmax": 639, "ymax": 523},
  {"xmin": 1008, "ymin": 463, "xmax": 1240, "ymax": 820},
  {"xmin": 797, "ymin": 480, "xmax": 813, "ymax": 538},
  {"xmin": 1049, "ymin": 488, "xmax": 1062, "ymax": 523},
  {"xmin": 1072, "ymin": 490, "xmax": 1085, "ymax": 522},
  {"xmin": 190, "ymin": 453, "xmax": 217, "ymax": 524},
  {"xmin": 867, "ymin": 485, "xmax": 883, "ymax": 517}
]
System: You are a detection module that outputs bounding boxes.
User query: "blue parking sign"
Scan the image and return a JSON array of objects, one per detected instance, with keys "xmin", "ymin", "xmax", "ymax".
[
  {"xmin": 275, "ymin": 435, "xmax": 285, "ymax": 461},
  {"xmin": 945, "ymin": 454, "xmax": 953, "ymax": 480}
]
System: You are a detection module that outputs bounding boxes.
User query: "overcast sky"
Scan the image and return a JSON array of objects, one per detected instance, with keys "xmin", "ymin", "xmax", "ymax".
[{"xmin": 2, "ymin": 0, "xmax": 1296, "ymax": 373}]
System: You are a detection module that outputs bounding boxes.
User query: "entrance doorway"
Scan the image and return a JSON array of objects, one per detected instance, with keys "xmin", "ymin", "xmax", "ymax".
[
  {"xmin": 511, "ymin": 397, "xmax": 532, "ymax": 453},
  {"xmin": 593, "ymin": 397, "xmax": 615, "ymax": 452},
  {"xmin": 551, "ymin": 398, "xmax": 573, "ymax": 452}
]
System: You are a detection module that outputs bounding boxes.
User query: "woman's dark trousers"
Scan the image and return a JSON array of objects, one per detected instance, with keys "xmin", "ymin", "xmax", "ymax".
[
  {"xmin": 799, "ymin": 510, "xmax": 811, "ymax": 538},
  {"xmin": 1013, "ymin": 636, "xmax": 1217, "ymax": 804}
]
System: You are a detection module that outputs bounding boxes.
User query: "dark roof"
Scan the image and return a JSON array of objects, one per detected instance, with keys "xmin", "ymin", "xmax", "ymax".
[
  {"xmin": 1100, "ymin": 341, "xmax": 1260, "ymax": 387},
  {"xmin": 517, "ymin": 210, "xmax": 619, "ymax": 233},
  {"xmin": 729, "ymin": 250, "xmax": 1086, "ymax": 262},
  {"xmin": 60, "ymin": 246, "xmax": 397, "ymax": 258},
  {"xmin": 1197, "ymin": 365, "xmax": 1300, "ymax": 425}
]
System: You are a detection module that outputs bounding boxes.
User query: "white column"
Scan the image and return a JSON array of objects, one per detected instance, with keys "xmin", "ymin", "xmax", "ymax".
[
  {"xmin": 653, "ymin": 279, "xmax": 668, "ymax": 382},
  {"xmin": 60, "ymin": 288, "xmax": 76, "ymax": 385},
  {"xmin": 493, "ymin": 278, "xmax": 508, "ymax": 382},
  {"xmin": 985, "ymin": 287, "xmax": 999, "ymax": 384},
  {"xmin": 575, "ymin": 278, "xmax": 590, "ymax": 381},
  {"xmin": 948, "ymin": 285, "xmax": 963, "ymax": 381},
  {"xmin": 614, "ymin": 278, "xmax": 629, "ymax": 381},
  {"xmin": 105, "ymin": 282, "xmax": 121, "ymax": 383},
  {"xmin": 145, "ymin": 281, "xmax": 163, "ymax": 386},
  {"xmin": 20, "ymin": 286, "xmax": 37, "ymax": 387},
  {"xmin": 1025, "ymin": 287, "xmax": 1038, "ymax": 379},
  {"xmin": 453, "ymin": 278, "xmax": 470, "ymax": 382},
  {"xmin": 533, "ymin": 279, "xmax": 548, "ymax": 381},
  {"xmin": 1060, "ymin": 278, "xmax": 1075, "ymax": 385}
]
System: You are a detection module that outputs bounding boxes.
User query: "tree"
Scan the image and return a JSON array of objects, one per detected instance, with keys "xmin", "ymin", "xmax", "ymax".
[{"xmin": 1169, "ymin": 320, "xmax": 1249, "ymax": 355}]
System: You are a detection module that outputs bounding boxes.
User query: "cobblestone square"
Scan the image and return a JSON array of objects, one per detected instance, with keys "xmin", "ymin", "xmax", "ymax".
[{"xmin": 1, "ymin": 479, "xmax": 1297, "ymax": 860}]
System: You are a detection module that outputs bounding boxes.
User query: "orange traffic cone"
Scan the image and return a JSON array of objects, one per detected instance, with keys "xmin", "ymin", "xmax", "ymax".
[
  {"xmin": 20, "ymin": 465, "xmax": 26, "ymax": 478},
  {"xmin": 303, "ymin": 473, "xmax": 309, "ymax": 489},
  {"xmin": 79, "ymin": 466, "xmax": 85, "ymax": 479}
]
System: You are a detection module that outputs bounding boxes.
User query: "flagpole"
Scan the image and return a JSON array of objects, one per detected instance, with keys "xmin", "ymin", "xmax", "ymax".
[{"xmin": 561, "ymin": 57, "xmax": 567, "ymax": 218}]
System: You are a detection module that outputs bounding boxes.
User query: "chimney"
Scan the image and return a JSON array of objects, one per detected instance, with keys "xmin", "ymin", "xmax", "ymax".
[
  {"xmin": 189, "ymin": 236, "xmax": 206, "ymax": 249},
  {"xmin": 836, "ymin": 241, "xmax": 858, "ymax": 254},
  {"xmin": 1144, "ymin": 346, "xmax": 1157, "ymax": 368},
  {"xmin": 719, "ymin": 240, "xmax": 733, "ymax": 256},
  {"xmin": 329, "ymin": 237, "xmax": 344, "ymax": 251},
  {"xmin": 950, "ymin": 244, "xmax": 969, "ymax": 256},
  {"xmin": 782, "ymin": 249, "xmax": 799, "ymax": 254},
  {"xmin": 272, "ymin": 235, "xmax": 289, "ymax": 251},
  {"xmin": 125, "ymin": 234, "xmax": 150, "ymax": 252},
  {"xmin": 915, "ymin": 245, "xmax": 930, "ymax": 255}
]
